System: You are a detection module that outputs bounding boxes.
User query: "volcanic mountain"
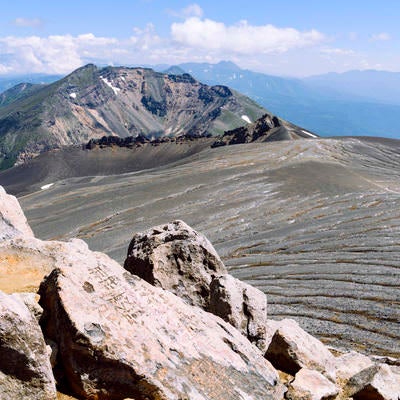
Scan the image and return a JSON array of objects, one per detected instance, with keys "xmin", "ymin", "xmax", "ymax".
[{"xmin": 0, "ymin": 64, "xmax": 266, "ymax": 169}]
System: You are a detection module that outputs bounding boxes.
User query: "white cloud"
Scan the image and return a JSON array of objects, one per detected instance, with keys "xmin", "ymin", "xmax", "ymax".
[
  {"xmin": 371, "ymin": 32, "xmax": 391, "ymax": 41},
  {"xmin": 0, "ymin": 34, "xmax": 118, "ymax": 75},
  {"xmin": 171, "ymin": 17, "xmax": 325, "ymax": 54},
  {"xmin": 0, "ymin": 64, "xmax": 13, "ymax": 74},
  {"xmin": 13, "ymin": 17, "xmax": 43, "ymax": 28},
  {"xmin": 131, "ymin": 23, "xmax": 162, "ymax": 51},
  {"xmin": 182, "ymin": 4, "xmax": 203, "ymax": 18},
  {"xmin": 321, "ymin": 47, "xmax": 355, "ymax": 55},
  {"xmin": 167, "ymin": 3, "xmax": 204, "ymax": 19}
]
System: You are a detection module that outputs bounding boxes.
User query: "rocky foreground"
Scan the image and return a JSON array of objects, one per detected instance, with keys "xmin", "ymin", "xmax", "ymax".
[
  {"xmin": 17, "ymin": 137, "xmax": 400, "ymax": 358},
  {"xmin": 0, "ymin": 186, "xmax": 399, "ymax": 399}
]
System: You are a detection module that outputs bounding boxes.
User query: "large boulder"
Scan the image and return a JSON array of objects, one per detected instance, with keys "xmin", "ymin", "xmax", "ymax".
[
  {"xmin": 0, "ymin": 236, "xmax": 90, "ymax": 294},
  {"xmin": 334, "ymin": 351, "xmax": 374, "ymax": 382},
  {"xmin": 0, "ymin": 290, "xmax": 56, "ymax": 400},
  {"xmin": 0, "ymin": 185, "xmax": 33, "ymax": 240},
  {"xmin": 39, "ymin": 243, "xmax": 285, "ymax": 400},
  {"xmin": 124, "ymin": 220, "xmax": 227, "ymax": 309},
  {"xmin": 345, "ymin": 364, "xmax": 400, "ymax": 400},
  {"xmin": 265, "ymin": 319, "xmax": 336, "ymax": 381},
  {"xmin": 286, "ymin": 368, "xmax": 339, "ymax": 400},
  {"xmin": 209, "ymin": 274, "xmax": 268, "ymax": 351}
]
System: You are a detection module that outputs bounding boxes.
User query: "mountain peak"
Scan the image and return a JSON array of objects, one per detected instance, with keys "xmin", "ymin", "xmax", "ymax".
[
  {"xmin": 216, "ymin": 60, "xmax": 241, "ymax": 70},
  {"xmin": 0, "ymin": 65, "xmax": 266, "ymax": 169}
]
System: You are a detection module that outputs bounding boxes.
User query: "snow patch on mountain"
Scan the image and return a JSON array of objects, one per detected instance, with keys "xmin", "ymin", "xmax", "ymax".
[
  {"xmin": 100, "ymin": 76, "xmax": 120, "ymax": 95},
  {"xmin": 40, "ymin": 183, "xmax": 54, "ymax": 190},
  {"xmin": 302, "ymin": 130, "xmax": 318, "ymax": 138},
  {"xmin": 241, "ymin": 115, "xmax": 251, "ymax": 124}
]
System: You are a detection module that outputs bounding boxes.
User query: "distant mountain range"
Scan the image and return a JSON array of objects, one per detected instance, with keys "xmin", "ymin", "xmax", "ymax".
[
  {"xmin": 1, "ymin": 61, "xmax": 400, "ymax": 170},
  {"xmin": 0, "ymin": 74, "xmax": 62, "ymax": 94},
  {"xmin": 160, "ymin": 61, "xmax": 400, "ymax": 139},
  {"xmin": 0, "ymin": 64, "xmax": 267, "ymax": 169},
  {"xmin": 304, "ymin": 69, "xmax": 400, "ymax": 105}
]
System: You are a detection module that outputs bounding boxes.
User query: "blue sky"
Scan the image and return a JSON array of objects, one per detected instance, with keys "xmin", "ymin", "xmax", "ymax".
[{"xmin": 1, "ymin": 0, "xmax": 399, "ymax": 77}]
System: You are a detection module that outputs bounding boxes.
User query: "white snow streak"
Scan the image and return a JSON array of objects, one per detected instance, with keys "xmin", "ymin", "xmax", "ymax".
[
  {"xmin": 302, "ymin": 130, "xmax": 318, "ymax": 138},
  {"xmin": 241, "ymin": 115, "xmax": 251, "ymax": 124},
  {"xmin": 100, "ymin": 75, "xmax": 120, "ymax": 95},
  {"xmin": 41, "ymin": 183, "xmax": 54, "ymax": 190}
]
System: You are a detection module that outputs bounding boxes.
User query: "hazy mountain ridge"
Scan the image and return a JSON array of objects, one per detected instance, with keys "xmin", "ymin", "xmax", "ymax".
[
  {"xmin": 304, "ymin": 69, "xmax": 400, "ymax": 105},
  {"xmin": 169, "ymin": 61, "xmax": 400, "ymax": 138},
  {"xmin": 0, "ymin": 64, "xmax": 266, "ymax": 169},
  {"xmin": 0, "ymin": 83, "xmax": 45, "ymax": 107},
  {"xmin": 0, "ymin": 74, "xmax": 61, "ymax": 95}
]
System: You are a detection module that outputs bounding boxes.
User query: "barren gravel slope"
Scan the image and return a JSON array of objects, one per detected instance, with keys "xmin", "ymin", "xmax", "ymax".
[{"xmin": 18, "ymin": 137, "xmax": 400, "ymax": 358}]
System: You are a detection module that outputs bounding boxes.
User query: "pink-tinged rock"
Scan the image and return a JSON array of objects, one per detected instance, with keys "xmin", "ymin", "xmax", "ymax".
[
  {"xmin": 39, "ymin": 243, "xmax": 284, "ymax": 400},
  {"xmin": 335, "ymin": 351, "xmax": 374, "ymax": 381},
  {"xmin": 265, "ymin": 319, "xmax": 336, "ymax": 381},
  {"xmin": 0, "ymin": 185, "xmax": 33, "ymax": 240},
  {"xmin": 124, "ymin": 220, "xmax": 227, "ymax": 309},
  {"xmin": 286, "ymin": 368, "xmax": 339, "ymax": 400},
  {"xmin": 347, "ymin": 364, "xmax": 400, "ymax": 400},
  {"xmin": 209, "ymin": 274, "xmax": 268, "ymax": 351},
  {"xmin": 0, "ymin": 236, "xmax": 92, "ymax": 293},
  {"xmin": 0, "ymin": 290, "xmax": 56, "ymax": 400}
]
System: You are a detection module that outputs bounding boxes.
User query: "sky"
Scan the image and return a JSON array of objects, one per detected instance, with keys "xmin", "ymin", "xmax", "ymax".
[{"xmin": 1, "ymin": 0, "xmax": 399, "ymax": 77}]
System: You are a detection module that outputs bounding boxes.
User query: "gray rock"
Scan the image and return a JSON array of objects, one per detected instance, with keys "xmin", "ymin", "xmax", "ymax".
[
  {"xmin": 39, "ymin": 242, "xmax": 284, "ymax": 400},
  {"xmin": 286, "ymin": 368, "xmax": 339, "ymax": 400},
  {"xmin": 0, "ymin": 185, "xmax": 33, "ymax": 240},
  {"xmin": 209, "ymin": 274, "xmax": 268, "ymax": 350},
  {"xmin": 0, "ymin": 290, "xmax": 56, "ymax": 400},
  {"xmin": 265, "ymin": 319, "xmax": 336, "ymax": 381},
  {"xmin": 124, "ymin": 220, "xmax": 227, "ymax": 309},
  {"xmin": 346, "ymin": 364, "xmax": 400, "ymax": 400},
  {"xmin": 11, "ymin": 292, "xmax": 43, "ymax": 322},
  {"xmin": 335, "ymin": 351, "xmax": 374, "ymax": 382}
]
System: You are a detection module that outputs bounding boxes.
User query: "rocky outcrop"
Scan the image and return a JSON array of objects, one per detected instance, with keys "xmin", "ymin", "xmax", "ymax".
[
  {"xmin": 85, "ymin": 132, "xmax": 212, "ymax": 150},
  {"xmin": 334, "ymin": 351, "xmax": 375, "ymax": 382},
  {"xmin": 0, "ymin": 186, "xmax": 33, "ymax": 240},
  {"xmin": 1, "ymin": 186, "xmax": 399, "ymax": 399},
  {"xmin": 0, "ymin": 290, "xmax": 56, "ymax": 400},
  {"xmin": 124, "ymin": 220, "xmax": 227, "ymax": 309},
  {"xmin": 211, "ymin": 113, "xmax": 317, "ymax": 147},
  {"xmin": 345, "ymin": 364, "xmax": 400, "ymax": 400},
  {"xmin": 124, "ymin": 221, "xmax": 271, "ymax": 351},
  {"xmin": 39, "ymin": 241, "xmax": 284, "ymax": 400},
  {"xmin": 209, "ymin": 274, "xmax": 268, "ymax": 351},
  {"xmin": 286, "ymin": 368, "xmax": 339, "ymax": 400},
  {"xmin": 265, "ymin": 319, "xmax": 337, "ymax": 381},
  {"xmin": 123, "ymin": 220, "xmax": 400, "ymax": 399}
]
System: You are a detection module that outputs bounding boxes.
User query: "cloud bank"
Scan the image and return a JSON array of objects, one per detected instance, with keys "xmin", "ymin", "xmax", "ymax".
[
  {"xmin": 0, "ymin": 34, "xmax": 118, "ymax": 74},
  {"xmin": 0, "ymin": 5, "xmax": 390, "ymax": 77},
  {"xmin": 171, "ymin": 18, "xmax": 324, "ymax": 54}
]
